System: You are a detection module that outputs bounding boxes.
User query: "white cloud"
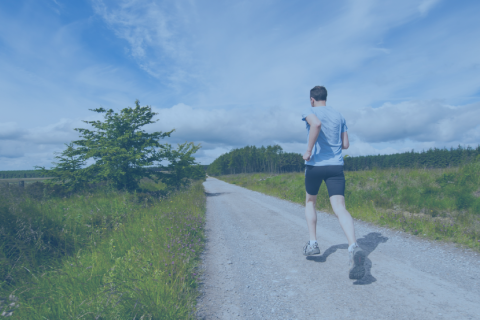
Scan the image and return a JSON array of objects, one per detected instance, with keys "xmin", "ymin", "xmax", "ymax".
[
  {"xmin": 150, "ymin": 103, "xmax": 304, "ymax": 146},
  {"xmin": 193, "ymin": 146, "xmax": 233, "ymax": 166},
  {"xmin": 342, "ymin": 137, "xmax": 399, "ymax": 158},
  {"xmin": 91, "ymin": 1, "xmax": 442, "ymax": 108},
  {"xmin": 418, "ymin": 0, "xmax": 441, "ymax": 15},
  {"xmin": 91, "ymin": 0, "xmax": 195, "ymax": 83},
  {"xmin": 350, "ymin": 101, "xmax": 480, "ymax": 144},
  {"xmin": 0, "ymin": 123, "xmax": 24, "ymax": 140},
  {"xmin": 0, "ymin": 119, "xmax": 82, "ymax": 169}
]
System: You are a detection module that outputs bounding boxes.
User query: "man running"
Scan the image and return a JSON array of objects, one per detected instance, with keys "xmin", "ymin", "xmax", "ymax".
[{"xmin": 301, "ymin": 86, "xmax": 366, "ymax": 280}]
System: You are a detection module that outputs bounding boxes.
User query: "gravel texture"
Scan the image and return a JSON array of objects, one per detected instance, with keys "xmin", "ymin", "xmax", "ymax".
[{"xmin": 196, "ymin": 178, "xmax": 480, "ymax": 319}]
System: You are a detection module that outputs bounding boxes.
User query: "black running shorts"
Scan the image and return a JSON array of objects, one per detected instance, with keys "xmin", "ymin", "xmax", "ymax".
[{"xmin": 304, "ymin": 165, "xmax": 345, "ymax": 197}]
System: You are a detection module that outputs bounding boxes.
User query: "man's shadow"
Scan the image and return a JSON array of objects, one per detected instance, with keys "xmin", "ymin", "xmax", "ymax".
[
  {"xmin": 306, "ymin": 232, "xmax": 388, "ymax": 285},
  {"xmin": 205, "ymin": 192, "xmax": 229, "ymax": 197}
]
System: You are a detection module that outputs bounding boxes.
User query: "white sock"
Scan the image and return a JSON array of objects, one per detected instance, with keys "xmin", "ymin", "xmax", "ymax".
[
  {"xmin": 309, "ymin": 240, "xmax": 317, "ymax": 245},
  {"xmin": 348, "ymin": 242, "xmax": 357, "ymax": 252}
]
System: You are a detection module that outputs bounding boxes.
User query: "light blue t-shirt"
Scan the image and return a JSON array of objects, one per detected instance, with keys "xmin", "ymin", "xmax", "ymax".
[{"xmin": 301, "ymin": 106, "xmax": 348, "ymax": 166}]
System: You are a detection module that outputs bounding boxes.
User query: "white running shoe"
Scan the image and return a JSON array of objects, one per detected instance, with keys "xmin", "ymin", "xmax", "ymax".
[
  {"xmin": 303, "ymin": 241, "xmax": 320, "ymax": 256},
  {"xmin": 348, "ymin": 244, "xmax": 366, "ymax": 279}
]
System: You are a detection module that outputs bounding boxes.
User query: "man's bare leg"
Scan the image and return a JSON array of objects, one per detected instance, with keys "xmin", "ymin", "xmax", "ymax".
[
  {"xmin": 305, "ymin": 193, "xmax": 318, "ymax": 240},
  {"xmin": 329, "ymin": 195, "xmax": 356, "ymax": 246},
  {"xmin": 330, "ymin": 195, "xmax": 366, "ymax": 279},
  {"xmin": 303, "ymin": 192, "xmax": 321, "ymax": 256}
]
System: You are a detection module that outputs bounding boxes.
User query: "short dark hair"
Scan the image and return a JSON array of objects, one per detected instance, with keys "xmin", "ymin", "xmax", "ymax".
[{"xmin": 310, "ymin": 86, "xmax": 327, "ymax": 101}]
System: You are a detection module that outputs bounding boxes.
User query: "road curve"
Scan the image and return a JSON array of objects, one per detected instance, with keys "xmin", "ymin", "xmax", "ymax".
[{"xmin": 196, "ymin": 178, "xmax": 480, "ymax": 320}]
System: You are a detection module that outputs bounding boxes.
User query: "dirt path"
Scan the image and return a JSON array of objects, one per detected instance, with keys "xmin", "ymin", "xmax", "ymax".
[{"xmin": 196, "ymin": 178, "xmax": 480, "ymax": 320}]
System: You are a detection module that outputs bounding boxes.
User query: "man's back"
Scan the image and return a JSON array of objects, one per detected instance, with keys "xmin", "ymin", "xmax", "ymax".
[{"xmin": 302, "ymin": 106, "xmax": 347, "ymax": 166}]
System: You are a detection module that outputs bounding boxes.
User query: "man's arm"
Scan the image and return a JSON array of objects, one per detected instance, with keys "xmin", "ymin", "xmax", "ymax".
[
  {"xmin": 303, "ymin": 114, "xmax": 321, "ymax": 161},
  {"xmin": 341, "ymin": 131, "xmax": 349, "ymax": 149}
]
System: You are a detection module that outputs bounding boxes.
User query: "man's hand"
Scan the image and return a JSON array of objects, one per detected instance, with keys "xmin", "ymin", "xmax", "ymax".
[{"xmin": 303, "ymin": 150, "xmax": 312, "ymax": 161}]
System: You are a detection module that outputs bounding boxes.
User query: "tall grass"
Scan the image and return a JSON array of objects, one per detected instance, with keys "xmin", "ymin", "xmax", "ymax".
[
  {"xmin": 218, "ymin": 162, "xmax": 480, "ymax": 251},
  {"xmin": 0, "ymin": 180, "xmax": 205, "ymax": 319}
]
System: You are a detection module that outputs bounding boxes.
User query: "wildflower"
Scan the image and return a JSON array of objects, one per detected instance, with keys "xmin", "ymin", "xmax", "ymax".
[{"xmin": 172, "ymin": 261, "xmax": 175, "ymax": 264}]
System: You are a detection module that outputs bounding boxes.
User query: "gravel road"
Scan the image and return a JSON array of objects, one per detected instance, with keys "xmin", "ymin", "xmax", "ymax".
[{"xmin": 196, "ymin": 177, "xmax": 480, "ymax": 320}]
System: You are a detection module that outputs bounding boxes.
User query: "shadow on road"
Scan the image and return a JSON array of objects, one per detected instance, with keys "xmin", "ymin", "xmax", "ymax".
[
  {"xmin": 354, "ymin": 232, "xmax": 389, "ymax": 285},
  {"xmin": 205, "ymin": 192, "xmax": 230, "ymax": 197},
  {"xmin": 306, "ymin": 244, "xmax": 348, "ymax": 263},
  {"xmin": 306, "ymin": 232, "xmax": 388, "ymax": 285}
]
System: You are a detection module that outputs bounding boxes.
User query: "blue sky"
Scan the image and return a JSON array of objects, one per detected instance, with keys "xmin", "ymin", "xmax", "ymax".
[{"xmin": 1, "ymin": 0, "xmax": 479, "ymax": 169}]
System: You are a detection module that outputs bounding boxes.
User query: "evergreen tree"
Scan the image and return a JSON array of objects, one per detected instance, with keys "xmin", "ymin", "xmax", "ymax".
[{"xmin": 36, "ymin": 100, "xmax": 204, "ymax": 191}]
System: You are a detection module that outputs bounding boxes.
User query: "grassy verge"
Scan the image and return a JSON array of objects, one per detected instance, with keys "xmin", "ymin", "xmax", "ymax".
[
  {"xmin": 0, "ymin": 181, "xmax": 205, "ymax": 319},
  {"xmin": 216, "ymin": 162, "xmax": 480, "ymax": 251}
]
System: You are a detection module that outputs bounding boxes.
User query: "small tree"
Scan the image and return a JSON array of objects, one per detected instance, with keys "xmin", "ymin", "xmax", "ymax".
[
  {"xmin": 36, "ymin": 143, "xmax": 88, "ymax": 192},
  {"xmin": 162, "ymin": 142, "xmax": 205, "ymax": 190},
  {"xmin": 38, "ymin": 100, "xmax": 204, "ymax": 191}
]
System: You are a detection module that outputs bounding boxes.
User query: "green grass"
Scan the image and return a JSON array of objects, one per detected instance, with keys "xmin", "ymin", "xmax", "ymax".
[
  {"xmin": 0, "ymin": 180, "xmax": 205, "ymax": 319},
  {"xmin": 217, "ymin": 162, "xmax": 480, "ymax": 251}
]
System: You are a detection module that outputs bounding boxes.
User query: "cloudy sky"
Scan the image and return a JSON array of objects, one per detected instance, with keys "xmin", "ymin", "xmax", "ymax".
[{"xmin": 1, "ymin": 0, "xmax": 479, "ymax": 170}]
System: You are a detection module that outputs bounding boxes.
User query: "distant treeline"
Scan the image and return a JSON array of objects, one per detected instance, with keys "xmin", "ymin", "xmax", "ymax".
[
  {"xmin": 207, "ymin": 144, "xmax": 480, "ymax": 176},
  {"xmin": 0, "ymin": 170, "xmax": 46, "ymax": 179},
  {"xmin": 344, "ymin": 145, "xmax": 480, "ymax": 171},
  {"xmin": 145, "ymin": 165, "xmax": 209, "ymax": 172},
  {"xmin": 207, "ymin": 145, "xmax": 304, "ymax": 176}
]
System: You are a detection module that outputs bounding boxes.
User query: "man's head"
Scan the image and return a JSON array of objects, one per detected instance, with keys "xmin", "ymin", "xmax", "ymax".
[
  {"xmin": 310, "ymin": 86, "xmax": 327, "ymax": 107},
  {"xmin": 310, "ymin": 86, "xmax": 327, "ymax": 101},
  {"xmin": 310, "ymin": 86, "xmax": 327, "ymax": 102}
]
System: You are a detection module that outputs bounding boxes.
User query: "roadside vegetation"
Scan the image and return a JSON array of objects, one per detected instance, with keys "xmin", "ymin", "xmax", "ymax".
[
  {"xmin": 0, "ymin": 101, "xmax": 206, "ymax": 319},
  {"xmin": 0, "ymin": 181, "xmax": 205, "ymax": 319},
  {"xmin": 217, "ymin": 162, "xmax": 480, "ymax": 251}
]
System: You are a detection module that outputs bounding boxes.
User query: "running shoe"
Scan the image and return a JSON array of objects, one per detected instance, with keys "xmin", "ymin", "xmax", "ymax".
[
  {"xmin": 348, "ymin": 245, "xmax": 366, "ymax": 279},
  {"xmin": 303, "ymin": 241, "xmax": 320, "ymax": 256}
]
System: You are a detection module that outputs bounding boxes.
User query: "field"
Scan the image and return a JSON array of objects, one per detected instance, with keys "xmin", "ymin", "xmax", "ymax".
[
  {"xmin": 217, "ymin": 162, "xmax": 480, "ymax": 251},
  {"xmin": 0, "ymin": 180, "xmax": 206, "ymax": 319},
  {"xmin": 0, "ymin": 177, "xmax": 52, "ymax": 185}
]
